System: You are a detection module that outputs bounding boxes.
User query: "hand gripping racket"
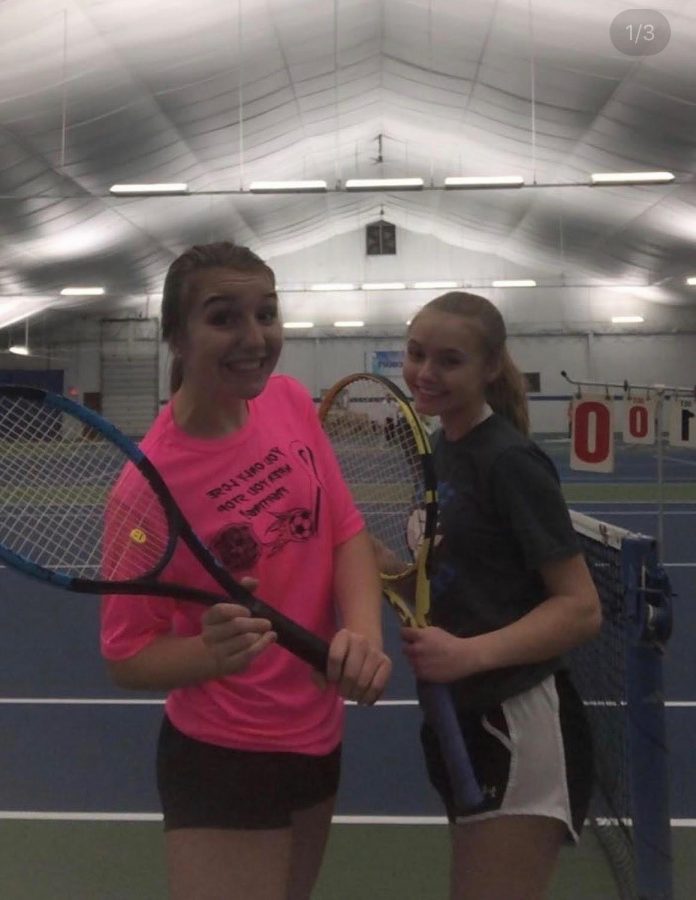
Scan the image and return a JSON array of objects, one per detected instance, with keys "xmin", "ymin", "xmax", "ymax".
[
  {"xmin": 0, "ymin": 384, "xmax": 328, "ymax": 671},
  {"xmin": 319, "ymin": 373, "xmax": 483, "ymax": 812}
]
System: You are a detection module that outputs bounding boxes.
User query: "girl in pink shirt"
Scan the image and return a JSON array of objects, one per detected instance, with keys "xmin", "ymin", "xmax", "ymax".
[{"xmin": 101, "ymin": 241, "xmax": 391, "ymax": 900}]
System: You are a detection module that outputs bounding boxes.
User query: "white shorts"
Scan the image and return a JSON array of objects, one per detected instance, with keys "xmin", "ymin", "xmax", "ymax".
[{"xmin": 420, "ymin": 670, "xmax": 593, "ymax": 842}]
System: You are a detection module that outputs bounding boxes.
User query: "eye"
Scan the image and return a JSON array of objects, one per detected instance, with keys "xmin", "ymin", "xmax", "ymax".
[
  {"xmin": 406, "ymin": 345, "xmax": 424, "ymax": 361},
  {"xmin": 208, "ymin": 308, "xmax": 235, "ymax": 327},
  {"xmin": 258, "ymin": 306, "xmax": 279, "ymax": 325}
]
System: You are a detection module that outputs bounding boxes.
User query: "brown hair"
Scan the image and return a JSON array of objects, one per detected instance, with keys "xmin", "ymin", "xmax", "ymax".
[
  {"xmin": 161, "ymin": 242, "xmax": 275, "ymax": 393},
  {"xmin": 412, "ymin": 291, "xmax": 530, "ymax": 436}
]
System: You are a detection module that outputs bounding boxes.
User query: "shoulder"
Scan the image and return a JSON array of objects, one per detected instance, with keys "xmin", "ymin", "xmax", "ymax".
[
  {"xmin": 489, "ymin": 440, "xmax": 564, "ymax": 505},
  {"xmin": 252, "ymin": 375, "xmax": 317, "ymax": 430},
  {"xmin": 436, "ymin": 415, "xmax": 529, "ymax": 465},
  {"xmin": 139, "ymin": 402, "xmax": 175, "ymax": 456},
  {"xmin": 262, "ymin": 374, "xmax": 314, "ymax": 408}
]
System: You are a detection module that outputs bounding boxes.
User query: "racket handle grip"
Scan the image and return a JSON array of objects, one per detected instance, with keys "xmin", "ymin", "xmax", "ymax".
[
  {"xmin": 417, "ymin": 680, "xmax": 484, "ymax": 813},
  {"xmin": 247, "ymin": 597, "xmax": 330, "ymax": 673}
]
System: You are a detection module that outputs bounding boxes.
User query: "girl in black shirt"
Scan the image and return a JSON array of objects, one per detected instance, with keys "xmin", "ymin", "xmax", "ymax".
[{"xmin": 401, "ymin": 291, "xmax": 600, "ymax": 900}]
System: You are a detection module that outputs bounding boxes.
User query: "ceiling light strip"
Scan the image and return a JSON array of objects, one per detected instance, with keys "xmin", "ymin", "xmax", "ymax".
[
  {"xmin": 590, "ymin": 171, "xmax": 674, "ymax": 186},
  {"xmin": 60, "ymin": 287, "xmax": 105, "ymax": 296},
  {"xmin": 344, "ymin": 178, "xmax": 424, "ymax": 191},
  {"xmin": 109, "ymin": 183, "xmax": 189, "ymax": 195},
  {"xmin": 444, "ymin": 176, "xmax": 524, "ymax": 188},
  {"xmin": 249, "ymin": 180, "xmax": 327, "ymax": 193}
]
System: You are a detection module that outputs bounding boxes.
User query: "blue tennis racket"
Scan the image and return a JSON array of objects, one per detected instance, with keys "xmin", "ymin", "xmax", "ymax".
[{"xmin": 0, "ymin": 384, "xmax": 328, "ymax": 671}]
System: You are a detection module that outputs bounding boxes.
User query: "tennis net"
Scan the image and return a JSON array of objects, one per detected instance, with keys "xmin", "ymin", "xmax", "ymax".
[{"xmin": 568, "ymin": 510, "xmax": 673, "ymax": 900}]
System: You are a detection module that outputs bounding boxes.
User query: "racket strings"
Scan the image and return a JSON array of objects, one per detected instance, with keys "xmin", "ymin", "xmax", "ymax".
[
  {"xmin": 0, "ymin": 409, "xmax": 105, "ymax": 570},
  {"xmin": 0, "ymin": 396, "xmax": 169, "ymax": 581},
  {"xmin": 322, "ymin": 382, "xmax": 427, "ymax": 586}
]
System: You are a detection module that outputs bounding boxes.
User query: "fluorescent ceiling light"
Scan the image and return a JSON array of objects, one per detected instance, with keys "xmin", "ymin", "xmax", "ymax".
[
  {"xmin": 283, "ymin": 321, "xmax": 314, "ymax": 329},
  {"xmin": 249, "ymin": 180, "xmax": 327, "ymax": 193},
  {"xmin": 444, "ymin": 175, "xmax": 524, "ymax": 189},
  {"xmin": 609, "ymin": 285, "xmax": 648, "ymax": 294},
  {"xmin": 344, "ymin": 178, "xmax": 424, "ymax": 191},
  {"xmin": 60, "ymin": 287, "xmax": 105, "ymax": 296},
  {"xmin": 686, "ymin": 277, "xmax": 696, "ymax": 286},
  {"xmin": 310, "ymin": 283, "xmax": 357, "ymax": 291},
  {"xmin": 611, "ymin": 316, "xmax": 644, "ymax": 324},
  {"xmin": 361, "ymin": 282, "xmax": 406, "ymax": 290},
  {"xmin": 413, "ymin": 281, "xmax": 458, "ymax": 289},
  {"xmin": 492, "ymin": 279, "xmax": 537, "ymax": 288},
  {"xmin": 334, "ymin": 321, "xmax": 364, "ymax": 328},
  {"xmin": 590, "ymin": 171, "xmax": 674, "ymax": 186},
  {"xmin": 8, "ymin": 345, "xmax": 29, "ymax": 355},
  {"xmin": 109, "ymin": 183, "xmax": 189, "ymax": 195}
]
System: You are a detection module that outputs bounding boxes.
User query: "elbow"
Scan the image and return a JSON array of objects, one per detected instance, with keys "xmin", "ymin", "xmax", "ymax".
[
  {"xmin": 105, "ymin": 658, "xmax": 150, "ymax": 691},
  {"xmin": 582, "ymin": 590, "xmax": 603, "ymax": 641}
]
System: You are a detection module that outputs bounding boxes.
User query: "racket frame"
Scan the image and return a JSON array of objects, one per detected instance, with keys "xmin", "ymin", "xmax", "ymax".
[
  {"xmin": 319, "ymin": 373, "xmax": 484, "ymax": 812},
  {"xmin": 0, "ymin": 384, "xmax": 328, "ymax": 672}
]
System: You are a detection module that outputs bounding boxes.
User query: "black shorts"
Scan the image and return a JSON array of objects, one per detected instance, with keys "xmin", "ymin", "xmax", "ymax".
[
  {"xmin": 156, "ymin": 715, "xmax": 342, "ymax": 831},
  {"xmin": 421, "ymin": 670, "xmax": 593, "ymax": 842}
]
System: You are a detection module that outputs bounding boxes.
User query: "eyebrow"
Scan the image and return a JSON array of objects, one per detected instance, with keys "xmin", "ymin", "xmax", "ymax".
[
  {"xmin": 408, "ymin": 339, "xmax": 466, "ymax": 355},
  {"xmin": 202, "ymin": 291, "xmax": 278, "ymax": 307}
]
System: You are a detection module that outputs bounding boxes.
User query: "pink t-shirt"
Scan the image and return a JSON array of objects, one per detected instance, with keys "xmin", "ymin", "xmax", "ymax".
[{"xmin": 100, "ymin": 375, "xmax": 364, "ymax": 754}]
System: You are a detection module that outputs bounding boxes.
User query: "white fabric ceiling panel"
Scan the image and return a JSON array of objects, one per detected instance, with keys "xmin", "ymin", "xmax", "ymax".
[{"xmin": 0, "ymin": 0, "xmax": 694, "ymax": 335}]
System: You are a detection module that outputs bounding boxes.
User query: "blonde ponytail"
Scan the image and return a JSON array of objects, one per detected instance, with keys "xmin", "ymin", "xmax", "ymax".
[{"xmin": 486, "ymin": 347, "xmax": 529, "ymax": 436}]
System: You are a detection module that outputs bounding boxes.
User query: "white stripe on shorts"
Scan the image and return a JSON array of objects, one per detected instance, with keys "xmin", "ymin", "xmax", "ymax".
[{"xmin": 455, "ymin": 674, "xmax": 578, "ymax": 842}]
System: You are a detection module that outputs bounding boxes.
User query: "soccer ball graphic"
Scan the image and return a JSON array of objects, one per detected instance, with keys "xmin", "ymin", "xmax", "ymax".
[{"xmin": 287, "ymin": 508, "xmax": 314, "ymax": 541}]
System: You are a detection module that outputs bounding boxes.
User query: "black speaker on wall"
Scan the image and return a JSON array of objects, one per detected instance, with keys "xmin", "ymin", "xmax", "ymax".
[{"xmin": 366, "ymin": 219, "xmax": 396, "ymax": 255}]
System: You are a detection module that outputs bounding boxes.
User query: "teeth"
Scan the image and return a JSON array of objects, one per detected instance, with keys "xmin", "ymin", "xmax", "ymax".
[{"xmin": 225, "ymin": 360, "xmax": 264, "ymax": 370}]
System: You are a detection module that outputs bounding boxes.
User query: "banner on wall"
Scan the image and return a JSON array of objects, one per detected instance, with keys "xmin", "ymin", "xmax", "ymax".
[
  {"xmin": 668, "ymin": 396, "xmax": 696, "ymax": 448},
  {"xmin": 622, "ymin": 395, "xmax": 656, "ymax": 446},
  {"xmin": 570, "ymin": 395, "xmax": 615, "ymax": 473},
  {"xmin": 368, "ymin": 350, "xmax": 404, "ymax": 376}
]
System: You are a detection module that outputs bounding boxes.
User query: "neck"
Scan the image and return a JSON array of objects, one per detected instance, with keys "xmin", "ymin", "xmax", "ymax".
[
  {"xmin": 442, "ymin": 402, "xmax": 493, "ymax": 441},
  {"xmin": 172, "ymin": 385, "xmax": 248, "ymax": 438}
]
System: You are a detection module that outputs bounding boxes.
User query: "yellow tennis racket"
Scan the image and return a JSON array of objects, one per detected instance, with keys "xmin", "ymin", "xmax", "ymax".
[{"xmin": 319, "ymin": 373, "xmax": 482, "ymax": 811}]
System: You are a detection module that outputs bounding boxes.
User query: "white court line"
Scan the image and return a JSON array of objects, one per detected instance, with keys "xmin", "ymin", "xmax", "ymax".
[
  {"xmin": 663, "ymin": 455, "xmax": 696, "ymax": 468},
  {"xmin": 0, "ymin": 698, "xmax": 165, "ymax": 705},
  {"xmin": 580, "ymin": 510, "xmax": 696, "ymax": 516},
  {"xmin": 0, "ymin": 811, "xmax": 694, "ymax": 826},
  {"xmin": 1, "ymin": 698, "xmax": 695, "ymax": 708},
  {"xmin": 569, "ymin": 500, "xmax": 696, "ymax": 505}
]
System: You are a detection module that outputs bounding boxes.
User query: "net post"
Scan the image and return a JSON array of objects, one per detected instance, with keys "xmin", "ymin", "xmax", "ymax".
[{"xmin": 623, "ymin": 535, "xmax": 674, "ymax": 900}]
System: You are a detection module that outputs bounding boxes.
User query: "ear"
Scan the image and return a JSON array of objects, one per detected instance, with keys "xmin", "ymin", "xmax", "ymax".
[
  {"xmin": 169, "ymin": 332, "xmax": 184, "ymax": 358},
  {"xmin": 485, "ymin": 356, "xmax": 503, "ymax": 384}
]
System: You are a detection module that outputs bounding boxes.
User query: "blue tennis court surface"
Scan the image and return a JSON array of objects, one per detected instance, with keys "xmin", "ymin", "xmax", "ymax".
[{"xmin": 0, "ymin": 485, "xmax": 694, "ymax": 897}]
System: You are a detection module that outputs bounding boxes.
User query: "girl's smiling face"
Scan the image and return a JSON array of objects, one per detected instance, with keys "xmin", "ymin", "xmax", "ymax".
[
  {"xmin": 403, "ymin": 309, "xmax": 499, "ymax": 436},
  {"xmin": 173, "ymin": 266, "xmax": 283, "ymax": 402}
]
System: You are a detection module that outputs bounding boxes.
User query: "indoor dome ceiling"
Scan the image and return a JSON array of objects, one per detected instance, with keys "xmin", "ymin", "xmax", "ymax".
[{"xmin": 1, "ymin": 0, "xmax": 695, "ymax": 331}]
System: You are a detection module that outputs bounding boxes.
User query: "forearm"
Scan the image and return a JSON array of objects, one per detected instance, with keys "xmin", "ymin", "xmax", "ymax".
[
  {"xmin": 333, "ymin": 530, "xmax": 384, "ymax": 647},
  {"xmin": 106, "ymin": 634, "xmax": 220, "ymax": 691},
  {"xmin": 470, "ymin": 593, "xmax": 601, "ymax": 674}
]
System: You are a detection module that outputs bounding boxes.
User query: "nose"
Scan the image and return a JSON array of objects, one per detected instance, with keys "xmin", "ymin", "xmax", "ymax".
[
  {"xmin": 240, "ymin": 315, "xmax": 266, "ymax": 351},
  {"xmin": 417, "ymin": 357, "xmax": 437, "ymax": 383}
]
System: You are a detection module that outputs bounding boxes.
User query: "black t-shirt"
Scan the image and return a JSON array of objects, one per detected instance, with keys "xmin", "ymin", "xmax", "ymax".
[{"xmin": 431, "ymin": 413, "xmax": 580, "ymax": 710}]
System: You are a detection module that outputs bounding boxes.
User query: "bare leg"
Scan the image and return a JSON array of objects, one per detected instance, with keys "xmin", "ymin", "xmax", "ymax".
[
  {"xmin": 450, "ymin": 815, "xmax": 567, "ymax": 900},
  {"xmin": 286, "ymin": 796, "xmax": 336, "ymax": 900},
  {"xmin": 165, "ymin": 827, "xmax": 292, "ymax": 900}
]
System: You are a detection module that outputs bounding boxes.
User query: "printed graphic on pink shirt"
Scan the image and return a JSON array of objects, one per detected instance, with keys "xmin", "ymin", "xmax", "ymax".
[{"xmin": 203, "ymin": 440, "xmax": 323, "ymax": 573}]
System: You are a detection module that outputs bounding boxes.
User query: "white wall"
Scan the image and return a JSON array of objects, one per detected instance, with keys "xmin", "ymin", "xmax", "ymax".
[{"xmin": 11, "ymin": 315, "xmax": 695, "ymax": 437}]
